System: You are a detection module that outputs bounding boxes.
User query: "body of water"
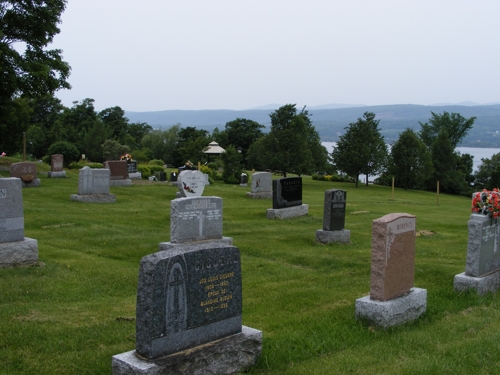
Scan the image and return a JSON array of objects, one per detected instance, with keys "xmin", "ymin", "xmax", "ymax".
[{"xmin": 322, "ymin": 142, "xmax": 500, "ymax": 173}]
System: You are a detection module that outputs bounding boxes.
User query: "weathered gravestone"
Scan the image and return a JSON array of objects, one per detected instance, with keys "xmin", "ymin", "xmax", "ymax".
[
  {"xmin": 104, "ymin": 160, "xmax": 131, "ymax": 186},
  {"xmin": 316, "ymin": 189, "xmax": 350, "ymax": 244},
  {"xmin": 112, "ymin": 196, "xmax": 262, "ymax": 375},
  {"xmin": 0, "ymin": 178, "xmax": 39, "ymax": 267},
  {"xmin": 355, "ymin": 213, "xmax": 426, "ymax": 328},
  {"xmin": 10, "ymin": 162, "xmax": 41, "ymax": 187},
  {"xmin": 240, "ymin": 173, "xmax": 248, "ymax": 187},
  {"xmin": 177, "ymin": 170, "xmax": 205, "ymax": 197},
  {"xmin": 266, "ymin": 177, "xmax": 308, "ymax": 219},
  {"xmin": 246, "ymin": 172, "xmax": 272, "ymax": 199},
  {"xmin": 70, "ymin": 167, "xmax": 116, "ymax": 203},
  {"xmin": 454, "ymin": 213, "xmax": 500, "ymax": 294},
  {"xmin": 48, "ymin": 154, "xmax": 66, "ymax": 178}
]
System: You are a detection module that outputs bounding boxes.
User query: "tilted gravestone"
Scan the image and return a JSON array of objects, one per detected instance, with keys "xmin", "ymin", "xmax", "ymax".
[
  {"xmin": 48, "ymin": 154, "xmax": 66, "ymax": 178},
  {"xmin": 266, "ymin": 177, "xmax": 308, "ymax": 219},
  {"xmin": 112, "ymin": 196, "xmax": 262, "ymax": 374},
  {"xmin": 70, "ymin": 167, "xmax": 116, "ymax": 203},
  {"xmin": 10, "ymin": 162, "xmax": 41, "ymax": 187},
  {"xmin": 246, "ymin": 171, "xmax": 272, "ymax": 199},
  {"xmin": 316, "ymin": 189, "xmax": 350, "ymax": 244},
  {"xmin": 0, "ymin": 178, "xmax": 38, "ymax": 267},
  {"xmin": 177, "ymin": 170, "xmax": 205, "ymax": 197},
  {"xmin": 454, "ymin": 213, "xmax": 500, "ymax": 294},
  {"xmin": 355, "ymin": 213, "xmax": 426, "ymax": 328}
]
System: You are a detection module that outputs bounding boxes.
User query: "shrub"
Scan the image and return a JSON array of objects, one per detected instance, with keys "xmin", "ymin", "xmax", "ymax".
[
  {"xmin": 47, "ymin": 141, "xmax": 80, "ymax": 167},
  {"xmin": 148, "ymin": 165, "xmax": 164, "ymax": 174},
  {"xmin": 41, "ymin": 155, "xmax": 51, "ymax": 164},
  {"xmin": 68, "ymin": 162, "xmax": 85, "ymax": 169},
  {"xmin": 137, "ymin": 165, "xmax": 151, "ymax": 179},
  {"xmin": 148, "ymin": 159, "xmax": 164, "ymax": 166},
  {"xmin": 207, "ymin": 162, "xmax": 218, "ymax": 171},
  {"xmin": 89, "ymin": 163, "xmax": 103, "ymax": 168},
  {"xmin": 200, "ymin": 165, "xmax": 217, "ymax": 181}
]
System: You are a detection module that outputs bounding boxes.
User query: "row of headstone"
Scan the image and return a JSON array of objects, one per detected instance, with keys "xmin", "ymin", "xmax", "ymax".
[
  {"xmin": 112, "ymin": 194, "xmax": 262, "ymax": 374},
  {"xmin": 0, "ymin": 178, "xmax": 39, "ymax": 267}
]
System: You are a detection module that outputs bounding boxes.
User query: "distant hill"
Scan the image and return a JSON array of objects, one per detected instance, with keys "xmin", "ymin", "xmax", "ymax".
[{"xmin": 125, "ymin": 103, "xmax": 500, "ymax": 147}]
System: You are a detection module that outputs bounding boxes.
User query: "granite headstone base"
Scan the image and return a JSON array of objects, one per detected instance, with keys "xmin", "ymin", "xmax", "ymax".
[
  {"xmin": 0, "ymin": 238, "xmax": 38, "ymax": 267},
  {"xmin": 316, "ymin": 229, "xmax": 350, "ymax": 244},
  {"xmin": 48, "ymin": 171, "xmax": 66, "ymax": 178},
  {"xmin": 266, "ymin": 204, "xmax": 308, "ymax": 219},
  {"xmin": 21, "ymin": 179, "xmax": 41, "ymax": 188},
  {"xmin": 453, "ymin": 271, "xmax": 500, "ymax": 295},
  {"xmin": 70, "ymin": 194, "xmax": 116, "ymax": 203},
  {"xmin": 129, "ymin": 172, "xmax": 142, "ymax": 180},
  {"xmin": 355, "ymin": 287, "xmax": 427, "ymax": 328},
  {"xmin": 246, "ymin": 192, "xmax": 272, "ymax": 199},
  {"xmin": 112, "ymin": 326, "xmax": 262, "ymax": 375},
  {"xmin": 110, "ymin": 179, "xmax": 132, "ymax": 187}
]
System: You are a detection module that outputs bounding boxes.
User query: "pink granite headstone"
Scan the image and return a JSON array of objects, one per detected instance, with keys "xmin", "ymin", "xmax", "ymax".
[
  {"xmin": 370, "ymin": 213, "xmax": 416, "ymax": 301},
  {"xmin": 51, "ymin": 154, "xmax": 64, "ymax": 172},
  {"xmin": 104, "ymin": 160, "xmax": 128, "ymax": 180},
  {"xmin": 10, "ymin": 162, "xmax": 37, "ymax": 179}
]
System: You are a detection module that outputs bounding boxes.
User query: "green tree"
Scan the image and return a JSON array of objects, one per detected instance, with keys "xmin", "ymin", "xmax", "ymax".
[
  {"xmin": 0, "ymin": 0, "xmax": 71, "ymax": 151},
  {"xmin": 389, "ymin": 128, "xmax": 432, "ymax": 190},
  {"xmin": 125, "ymin": 122, "xmax": 152, "ymax": 150},
  {"xmin": 99, "ymin": 106, "xmax": 129, "ymax": 143},
  {"xmin": 331, "ymin": 112, "xmax": 387, "ymax": 187},
  {"xmin": 82, "ymin": 120, "xmax": 111, "ymax": 162},
  {"xmin": 0, "ymin": 98, "xmax": 31, "ymax": 154},
  {"xmin": 218, "ymin": 118, "xmax": 265, "ymax": 166},
  {"xmin": 47, "ymin": 140, "xmax": 79, "ymax": 167},
  {"xmin": 172, "ymin": 126, "xmax": 210, "ymax": 166},
  {"xmin": 419, "ymin": 111, "xmax": 476, "ymax": 149},
  {"xmin": 260, "ymin": 104, "xmax": 322, "ymax": 177},
  {"xmin": 221, "ymin": 145, "xmax": 243, "ymax": 184},
  {"xmin": 55, "ymin": 98, "xmax": 98, "ymax": 150},
  {"xmin": 475, "ymin": 153, "xmax": 500, "ymax": 189},
  {"xmin": 101, "ymin": 139, "xmax": 129, "ymax": 161},
  {"xmin": 140, "ymin": 124, "xmax": 180, "ymax": 163}
]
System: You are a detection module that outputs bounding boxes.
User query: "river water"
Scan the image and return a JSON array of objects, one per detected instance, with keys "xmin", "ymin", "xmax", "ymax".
[{"xmin": 321, "ymin": 142, "xmax": 500, "ymax": 174}]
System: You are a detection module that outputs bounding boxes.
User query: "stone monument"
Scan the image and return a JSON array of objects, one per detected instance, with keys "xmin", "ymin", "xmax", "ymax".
[
  {"xmin": 246, "ymin": 172, "xmax": 272, "ymax": 199},
  {"xmin": 240, "ymin": 173, "xmax": 248, "ymax": 187},
  {"xmin": 0, "ymin": 178, "xmax": 39, "ymax": 267},
  {"xmin": 48, "ymin": 154, "xmax": 66, "ymax": 178},
  {"xmin": 70, "ymin": 167, "xmax": 116, "ymax": 203},
  {"xmin": 454, "ymin": 213, "xmax": 500, "ymax": 295},
  {"xmin": 10, "ymin": 161, "xmax": 41, "ymax": 187},
  {"xmin": 266, "ymin": 177, "xmax": 308, "ymax": 219},
  {"xmin": 127, "ymin": 161, "xmax": 141, "ymax": 180},
  {"xmin": 104, "ymin": 160, "xmax": 132, "ymax": 186},
  {"xmin": 177, "ymin": 170, "xmax": 205, "ymax": 197},
  {"xmin": 112, "ymin": 196, "xmax": 262, "ymax": 374},
  {"xmin": 355, "ymin": 213, "xmax": 426, "ymax": 328},
  {"xmin": 316, "ymin": 189, "xmax": 350, "ymax": 244}
]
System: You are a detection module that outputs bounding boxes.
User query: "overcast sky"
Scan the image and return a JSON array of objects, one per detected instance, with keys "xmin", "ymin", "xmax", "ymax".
[{"xmin": 51, "ymin": 1, "xmax": 500, "ymax": 112}]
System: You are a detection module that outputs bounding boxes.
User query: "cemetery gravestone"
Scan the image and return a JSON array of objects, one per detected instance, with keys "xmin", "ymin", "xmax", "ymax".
[
  {"xmin": 267, "ymin": 177, "xmax": 308, "ymax": 219},
  {"xmin": 112, "ymin": 196, "xmax": 262, "ymax": 374},
  {"xmin": 48, "ymin": 154, "xmax": 66, "ymax": 178},
  {"xmin": 246, "ymin": 171, "xmax": 272, "ymax": 199},
  {"xmin": 10, "ymin": 161, "xmax": 41, "ymax": 187},
  {"xmin": 70, "ymin": 167, "xmax": 116, "ymax": 203},
  {"xmin": 104, "ymin": 160, "xmax": 131, "ymax": 186},
  {"xmin": 316, "ymin": 189, "xmax": 350, "ymax": 244},
  {"xmin": 240, "ymin": 173, "xmax": 248, "ymax": 187},
  {"xmin": 177, "ymin": 170, "xmax": 205, "ymax": 197},
  {"xmin": 127, "ymin": 161, "xmax": 142, "ymax": 179},
  {"xmin": 0, "ymin": 178, "xmax": 39, "ymax": 267},
  {"xmin": 170, "ymin": 172, "xmax": 178, "ymax": 182},
  {"xmin": 355, "ymin": 213, "xmax": 426, "ymax": 328},
  {"xmin": 454, "ymin": 213, "xmax": 500, "ymax": 294}
]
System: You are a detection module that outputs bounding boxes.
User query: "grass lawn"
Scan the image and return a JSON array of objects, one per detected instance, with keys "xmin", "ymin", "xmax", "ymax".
[{"xmin": 1, "ymin": 166, "xmax": 500, "ymax": 374}]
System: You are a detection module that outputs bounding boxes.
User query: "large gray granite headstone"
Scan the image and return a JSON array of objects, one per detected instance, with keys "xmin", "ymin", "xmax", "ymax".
[
  {"xmin": 251, "ymin": 172, "xmax": 272, "ymax": 193},
  {"xmin": 135, "ymin": 245, "xmax": 242, "ymax": 359},
  {"xmin": 78, "ymin": 167, "xmax": 111, "ymax": 195},
  {"xmin": 177, "ymin": 170, "xmax": 206, "ymax": 197},
  {"xmin": 465, "ymin": 214, "xmax": 500, "ymax": 277},
  {"xmin": 171, "ymin": 197, "xmax": 222, "ymax": 243},
  {"xmin": 323, "ymin": 189, "xmax": 346, "ymax": 231},
  {"xmin": 0, "ymin": 178, "xmax": 24, "ymax": 243}
]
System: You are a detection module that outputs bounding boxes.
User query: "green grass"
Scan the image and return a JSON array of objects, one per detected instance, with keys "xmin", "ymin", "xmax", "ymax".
[{"xmin": 1, "ymin": 169, "xmax": 500, "ymax": 374}]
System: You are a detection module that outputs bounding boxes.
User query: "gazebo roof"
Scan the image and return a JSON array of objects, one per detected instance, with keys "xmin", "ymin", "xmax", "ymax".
[{"xmin": 203, "ymin": 141, "xmax": 226, "ymax": 154}]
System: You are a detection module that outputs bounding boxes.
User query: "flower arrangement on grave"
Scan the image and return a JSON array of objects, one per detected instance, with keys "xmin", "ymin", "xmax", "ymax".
[
  {"xmin": 471, "ymin": 189, "xmax": 500, "ymax": 218},
  {"xmin": 185, "ymin": 160, "xmax": 195, "ymax": 169},
  {"xmin": 120, "ymin": 153, "xmax": 132, "ymax": 163}
]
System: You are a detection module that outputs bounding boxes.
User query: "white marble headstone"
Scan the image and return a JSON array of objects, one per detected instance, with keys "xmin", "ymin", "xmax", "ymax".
[{"xmin": 177, "ymin": 170, "xmax": 206, "ymax": 197}]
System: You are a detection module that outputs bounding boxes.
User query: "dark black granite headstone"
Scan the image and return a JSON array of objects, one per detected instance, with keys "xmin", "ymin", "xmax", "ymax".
[
  {"xmin": 170, "ymin": 172, "xmax": 178, "ymax": 182},
  {"xmin": 323, "ymin": 189, "xmax": 346, "ymax": 231},
  {"xmin": 272, "ymin": 177, "xmax": 302, "ymax": 209},
  {"xmin": 240, "ymin": 174, "xmax": 248, "ymax": 184},
  {"xmin": 158, "ymin": 171, "xmax": 167, "ymax": 181},
  {"xmin": 127, "ymin": 161, "xmax": 137, "ymax": 173},
  {"xmin": 136, "ymin": 246, "xmax": 242, "ymax": 359}
]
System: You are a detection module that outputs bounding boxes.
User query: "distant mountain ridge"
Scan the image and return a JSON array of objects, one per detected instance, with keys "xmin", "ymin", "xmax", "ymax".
[{"xmin": 125, "ymin": 103, "xmax": 500, "ymax": 147}]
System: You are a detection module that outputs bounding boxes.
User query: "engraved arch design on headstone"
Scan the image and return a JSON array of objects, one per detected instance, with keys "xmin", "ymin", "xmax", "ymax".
[{"xmin": 165, "ymin": 257, "xmax": 188, "ymax": 334}]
